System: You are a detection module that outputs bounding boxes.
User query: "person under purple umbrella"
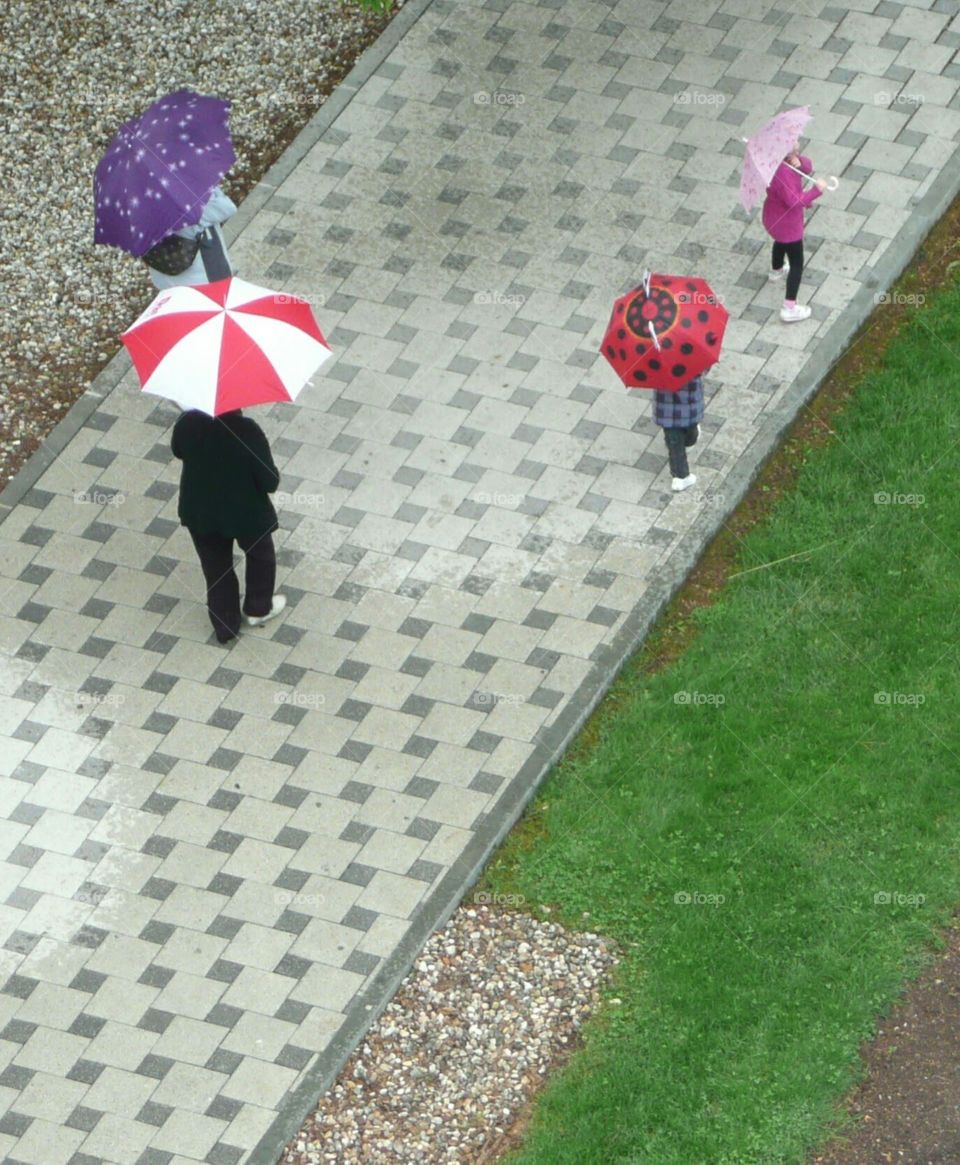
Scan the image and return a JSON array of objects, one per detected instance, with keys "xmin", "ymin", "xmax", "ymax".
[
  {"xmin": 94, "ymin": 88, "xmax": 236, "ymax": 269},
  {"xmin": 142, "ymin": 184, "xmax": 237, "ymax": 289}
]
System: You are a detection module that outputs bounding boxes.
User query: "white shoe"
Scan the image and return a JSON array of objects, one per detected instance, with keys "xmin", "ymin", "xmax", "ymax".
[
  {"xmin": 244, "ymin": 594, "xmax": 287, "ymax": 627},
  {"xmin": 780, "ymin": 303, "xmax": 812, "ymax": 323},
  {"xmin": 768, "ymin": 266, "xmax": 787, "ymax": 281},
  {"xmin": 671, "ymin": 474, "xmax": 697, "ymax": 493}
]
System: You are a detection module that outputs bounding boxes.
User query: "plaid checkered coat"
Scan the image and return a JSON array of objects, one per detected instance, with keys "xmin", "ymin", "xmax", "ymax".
[{"xmin": 652, "ymin": 376, "xmax": 704, "ymax": 428}]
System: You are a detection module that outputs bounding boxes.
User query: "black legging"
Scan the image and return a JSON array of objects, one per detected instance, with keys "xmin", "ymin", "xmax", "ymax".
[
  {"xmin": 188, "ymin": 528, "xmax": 276, "ymax": 641},
  {"xmin": 772, "ymin": 240, "xmax": 804, "ymax": 301}
]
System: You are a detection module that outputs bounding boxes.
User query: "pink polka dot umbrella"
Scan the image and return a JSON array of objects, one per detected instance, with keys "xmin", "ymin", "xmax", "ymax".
[{"xmin": 740, "ymin": 106, "xmax": 812, "ymax": 212}]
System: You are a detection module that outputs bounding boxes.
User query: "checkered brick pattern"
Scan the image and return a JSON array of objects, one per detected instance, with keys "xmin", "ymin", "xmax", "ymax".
[{"xmin": 2, "ymin": 0, "xmax": 958, "ymax": 1161}]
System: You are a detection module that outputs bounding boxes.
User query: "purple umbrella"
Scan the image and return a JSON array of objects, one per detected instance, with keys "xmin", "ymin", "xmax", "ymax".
[{"xmin": 94, "ymin": 89, "xmax": 235, "ymax": 257}]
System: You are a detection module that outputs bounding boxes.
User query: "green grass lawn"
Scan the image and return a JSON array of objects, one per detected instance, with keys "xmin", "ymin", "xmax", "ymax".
[{"xmin": 485, "ymin": 279, "xmax": 960, "ymax": 1164}]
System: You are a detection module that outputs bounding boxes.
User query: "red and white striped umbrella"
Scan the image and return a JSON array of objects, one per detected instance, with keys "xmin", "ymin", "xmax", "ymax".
[{"xmin": 121, "ymin": 276, "xmax": 333, "ymax": 415}]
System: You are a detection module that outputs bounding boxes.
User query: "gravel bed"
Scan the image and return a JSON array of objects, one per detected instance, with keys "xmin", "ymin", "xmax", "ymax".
[
  {"xmin": 278, "ymin": 904, "xmax": 619, "ymax": 1164},
  {"xmin": 0, "ymin": 0, "xmax": 397, "ymax": 493}
]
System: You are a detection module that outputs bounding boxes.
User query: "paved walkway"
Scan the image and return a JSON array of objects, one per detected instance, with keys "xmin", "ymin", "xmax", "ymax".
[{"xmin": 2, "ymin": 1, "xmax": 960, "ymax": 1163}]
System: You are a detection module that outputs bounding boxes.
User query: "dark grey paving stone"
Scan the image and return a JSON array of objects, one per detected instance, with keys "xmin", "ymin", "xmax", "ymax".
[
  {"xmin": 0, "ymin": 1019, "xmax": 37, "ymax": 1044},
  {"xmin": 340, "ymin": 863, "xmax": 377, "ymax": 887},
  {"xmin": 205, "ymin": 1003, "xmax": 245, "ymax": 1031},
  {"xmin": 140, "ymin": 921, "xmax": 177, "ymax": 945},
  {"xmin": 208, "ymin": 831, "xmax": 243, "ymax": 855},
  {"xmin": 399, "ymin": 694, "xmax": 434, "ymax": 718},
  {"xmin": 205, "ymin": 1096, "xmax": 243, "ymax": 1122},
  {"xmin": 342, "ymin": 950, "xmax": 380, "ymax": 977},
  {"xmin": 0, "ymin": 1111, "xmax": 33, "ymax": 1137},
  {"xmin": 136, "ymin": 1054, "xmax": 176, "ymax": 1080},
  {"xmin": 136, "ymin": 740, "xmax": 178, "ymax": 772},
  {"xmin": 141, "ymin": 836, "xmax": 176, "ymax": 859},
  {"xmin": 67, "ymin": 1059, "xmax": 106, "ymax": 1085},
  {"xmin": 206, "ymin": 916, "xmax": 244, "ymax": 941},
  {"xmin": 139, "ymin": 965, "xmax": 175, "ymax": 989},
  {"xmin": 339, "ymin": 822, "xmax": 374, "ymax": 846},
  {"xmin": 406, "ymin": 817, "xmax": 441, "ymax": 842},
  {"xmin": 2, "ymin": 974, "xmax": 39, "ymax": 999},
  {"xmin": 68, "ymin": 1013, "xmax": 107, "ymax": 1039},
  {"xmin": 402, "ymin": 734, "xmax": 437, "ymax": 759},
  {"xmin": 137, "ymin": 1008, "xmax": 175, "ymax": 1035},
  {"xmin": 339, "ymin": 781, "xmax": 374, "ymax": 805},
  {"xmin": 470, "ymin": 771, "xmax": 504, "ymax": 795},
  {"xmin": 338, "ymin": 740, "xmax": 373, "ymax": 764},
  {"xmin": 407, "ymin": 859, "xmax": 444, "ymax": 884},
  {"xmin": 274, "ymin": 910, "xmax": 311, "ymax": 935}
]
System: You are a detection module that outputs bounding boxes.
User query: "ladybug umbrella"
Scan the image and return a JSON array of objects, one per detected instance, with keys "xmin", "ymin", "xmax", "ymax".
[
  {"xmin": 121, "ymin": 276, "xmax": 333, "ymax": 415},
  {"xmin": 601, "ymin": 271, "xmax": 729, "ymax": 391}
]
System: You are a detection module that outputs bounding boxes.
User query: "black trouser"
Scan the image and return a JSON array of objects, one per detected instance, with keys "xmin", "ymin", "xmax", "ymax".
[
  {"xmin": 663, "ymin": 424, "xmax": 698, "ymax": 479},
  {"xmin": 188, "ymin": 528, "xmax": 276, "ymax": 641},
  {"xmin": 772, "ymin": 239, "xmax": 804, "ymax": 301}
]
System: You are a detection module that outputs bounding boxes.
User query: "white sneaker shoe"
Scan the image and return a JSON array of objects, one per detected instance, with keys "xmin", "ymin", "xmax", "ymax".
[
  {"xmin": 780, "ymin": 303, "xmax": 812, "ymax": 323},
  {"xmin": 671, "ymin": 474, "xmax": 697, "ymax": 493},
  {"xmin": 244, "ymin": 594, "xmax": 287, "ymax": 627},
  {"xmin": 768, "ymin": 266, "xmax": 787, "ymax": 281}
]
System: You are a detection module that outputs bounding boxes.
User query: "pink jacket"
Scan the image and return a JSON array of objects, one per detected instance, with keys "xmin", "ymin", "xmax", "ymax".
[{"xmin": 762, "ymin": 155, "xmax": 821, "ymax": 244}]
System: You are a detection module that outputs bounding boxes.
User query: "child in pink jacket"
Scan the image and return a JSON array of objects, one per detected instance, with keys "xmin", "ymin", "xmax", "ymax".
[{"xmin": 762, "ymin": 143, "xmax": 829, "ymax": 323}]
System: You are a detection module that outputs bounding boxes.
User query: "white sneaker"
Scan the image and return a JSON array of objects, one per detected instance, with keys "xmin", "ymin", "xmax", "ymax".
[
  {"xmin": 244, "ymin": 594, "xmax": 287, "ymax": 627},
  {"xmin": 671, "ymin": 474, "xmax": 697, "ymax": 493},
  {"xmin": 780, "ymin": 303, "xmax": 812, "ymax": 323},
  {"xmin": 768, "ymin": 266, "xmax": 787, "ymax": 281}
]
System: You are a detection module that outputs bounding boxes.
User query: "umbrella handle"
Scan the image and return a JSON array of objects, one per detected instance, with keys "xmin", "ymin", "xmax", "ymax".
[{"xmin": 784, "ymin": 162, "xmax": 840, "ymax": 190}]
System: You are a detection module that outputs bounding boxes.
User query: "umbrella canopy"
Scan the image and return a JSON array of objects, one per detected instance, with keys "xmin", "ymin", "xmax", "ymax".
[
  {"xmin": 601, "ymin": 271, "xmax": 729, "ymax": 391},
  {"xmin": 94, "ymin": 89, "xmax": 235, "ymax": 257},
  {"xmin": 121, "ymin": 277, "xmax": 333, "ymax": 415},
  {"xmin": 739, "ymin": 106, "xmax": 811, "ymax": 212}
]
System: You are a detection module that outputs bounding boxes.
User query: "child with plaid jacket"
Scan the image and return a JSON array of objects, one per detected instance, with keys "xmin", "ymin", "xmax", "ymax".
[{"xmin": 653, "ymin": 375, "xmax": 703, "ymax": 492}]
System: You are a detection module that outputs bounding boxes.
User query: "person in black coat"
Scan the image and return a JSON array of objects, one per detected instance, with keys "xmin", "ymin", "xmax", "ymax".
[{"xmin": 171, "ymin": 409, "xmax": 286, "ymax": 644}]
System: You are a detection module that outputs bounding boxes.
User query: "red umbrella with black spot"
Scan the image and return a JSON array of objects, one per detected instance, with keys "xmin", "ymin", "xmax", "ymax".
[{"xmin": 601, "ymin": 271, "xmax": 729, "ymax": 391}]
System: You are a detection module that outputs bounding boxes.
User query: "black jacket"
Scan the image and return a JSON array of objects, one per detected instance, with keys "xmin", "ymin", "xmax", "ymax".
[{"xmin": 171, "ymin": 410, "xmax": 279, "ymax": 539}]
